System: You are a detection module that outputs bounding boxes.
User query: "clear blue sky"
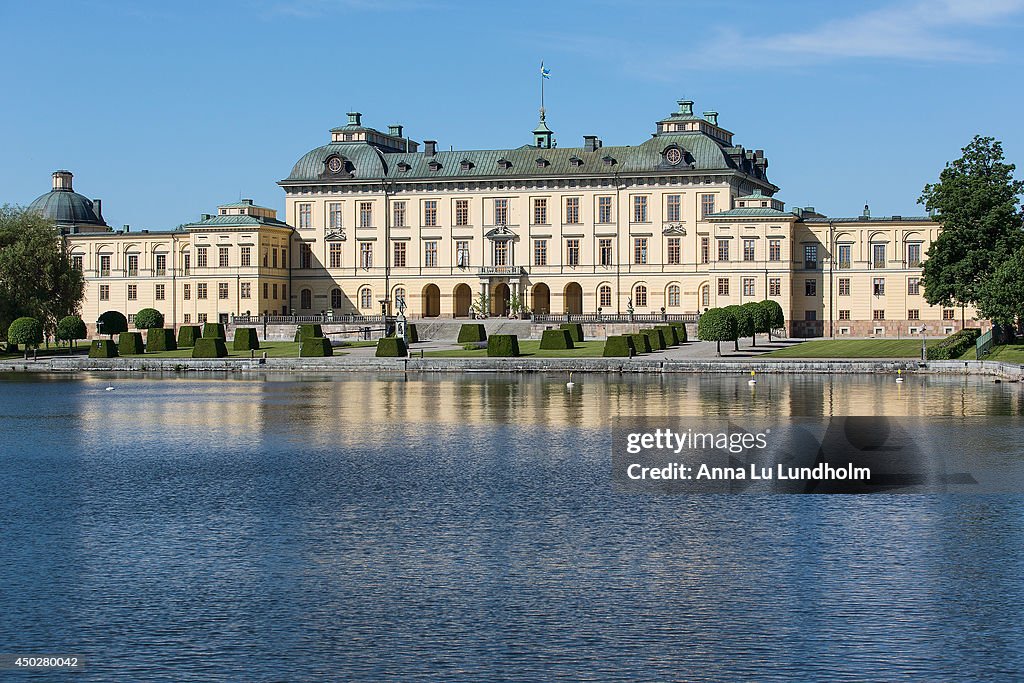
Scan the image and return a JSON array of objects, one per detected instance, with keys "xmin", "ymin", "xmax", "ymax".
[{"xmin": 2, "ymin": 0, "xmax": 1022, "ymax": 229}]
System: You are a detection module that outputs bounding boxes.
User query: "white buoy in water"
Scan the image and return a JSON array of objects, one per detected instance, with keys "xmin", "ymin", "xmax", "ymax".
[
  {"xmin": 748, "ymin": 370, "xmax": 757, "ymax": 386},
  {"xmin": 104, "ymin": 386, "xmax": 115, "ymax": 391},
  {"xmin": 896, "ymin": 369, "xmax": 904, "ymax": 383},
  {"xmin": 566, "ymin": 372, "xmax": 575, "ymax": 389}
]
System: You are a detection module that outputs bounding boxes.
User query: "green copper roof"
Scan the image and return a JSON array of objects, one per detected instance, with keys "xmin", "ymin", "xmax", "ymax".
[
  {"xmin": 28, "ymin": 189, "xmax": 105, "ymax": 226},
  {"xmin": 183, "ymin": 214, "xmax": 291, "ymax": 229},
  {"xmin": 707, "ymin": 207, "xmax": 796, "ymax": 218},
  {"xmin": 217, "ymin": 200, "xmax": 273, "ymax": 209}
]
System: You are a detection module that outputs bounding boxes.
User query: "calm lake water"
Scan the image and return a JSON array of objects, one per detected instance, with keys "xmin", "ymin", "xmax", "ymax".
[{"xmin": 1, "ymin": 372, "xmax": 1023, "ymax": 681}]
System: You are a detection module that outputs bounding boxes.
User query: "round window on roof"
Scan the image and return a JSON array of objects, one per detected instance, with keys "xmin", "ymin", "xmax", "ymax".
[
  {"xmin": 665, "ymin": 147, "xmax": 682, "ymax": 165},
  {"xmin": 327, "ymin": 156, "xmax": 344, "ymax": 174}
]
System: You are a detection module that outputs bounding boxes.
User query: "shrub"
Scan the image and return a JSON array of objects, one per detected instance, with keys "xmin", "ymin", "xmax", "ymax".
[
  {"xmin": 629, "ymin": 333, "xmax": 652, "ymax": 354},
  {"xmin": 8, "ymin": 317, "xmax": 43, "ymax": 349},
  {"xmin": 603, "ymin": 335, "xmax": 636, "ymax": 357},
  {"xmin": 192, "ymin": 337, "xmax": 228, "ymax": 358},
  {"xmin": 457, "ymin": 324, "xmax": 487, "ymax": 343},
  {"xmin": 760, "ymin": 300, "xmax": 785, "ymax": 340},
  {"xmin": 744, "ymin": 301, "xmax": 771, "ymax": 341},
  {"xmin": 294, "ymin": 324, "xmax": 325, "ymax": 342},
  {"xmin": 540, "ymin": 329, "xmax": 574, "ymax": 350},
  {"xmin": 133, "ymin": 308, "xmax": 164, "ymax": 330},
  {"xmin": 724, "ymin": 305, "xmax": 753, "ymax": 351},
  {"xmin": 118, "ymin": 332, "xmax": 145, "ymax": 355},
  {"xmin": 146, "ymin": 328, "xmax": 177, "ymax": 352},
  {"xmin": 697, "ymin": 308, "xmax": 738, "ymax": 355},
  {"xmin": 642, "ymin": 328, "xmax": 666, "ymax": 351},
  {"xmin": 56, "ymin": 315, "xmax": 88, "ymax": 347},
  {"xmin": 376, "ymin": 336, "xmax": 408, "ymax": 357},
  {"xmin": 927, "ymin": 329, "xmax": 983, "ymax": 360},
  {"xmin": 97, "ymin": 310, "xmax": 128, "ymax": 337},
  {"xmin": 300, "ymin": 337, "xmax": 333, "ymax": 357},
  {"xmin": 232, "ymin": 327, "xmax": 261, "ymax": 351},
  {"xmin": 487, "ymin": 334, "xmax": 520, "ymax": 357},
  {"xmin": 88, "ymin": 339, "xmax": 118, "ymax": 358},
  {"xmin": 202, "ymin": 322, "xmax": 226, "ymax": 339},
  {"xmin": 670, "ymin": 321, "xmax": 688, "ymax": 343},
  {"xmin": 559, "ymin": 323, "xmax": 585, "ymax": 343},
  {"xmin": 177, "ymin": 325, "xmax": 201, "ymax": 348},
  {"xmin": 462, "ymin": 342, "xmax": 482, "ymax": 351},
  {"xmin": 655, "ymin": 325, "xmax": 679, "ymax": 346},
  {"xmin": 408, "ymin": 323, "xmax": 419, "ymax": 344}
]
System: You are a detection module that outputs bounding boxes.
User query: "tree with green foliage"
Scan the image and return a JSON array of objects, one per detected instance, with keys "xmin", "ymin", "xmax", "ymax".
[
  {"xmin": 743, "ymin": 301, "xmax": 770, "ymax": 346},
  {"xmin": 56, "ymin": 315, "xmax": 88, "ymax": 352},
  {"xmin": 697, "ymin": 307, "xmax": 738, "ymax": 356},
  {"xmin": 97, "ymin": 310, "xmax": 128, "ymax": 339},
  {"xmin": 133, "ymin": 308, "xmax": 164, "ymax": 330},
  {"xmin": 976, "ymin": 246, "xmax": 1024, "ymax": 330},
  {"xmin": 723, "ymin": 305, "xmax": 753, "ymax": 351},
  {"xmin": 759, "ymin": 300, "xmax": 785, "ymax": 341},
  {"xmin": 8, "ymin": 317, "xmax": 43, "ymax": 358},
  {"xmin": 0, "ymin": 206, "xmax": 84, "ymax": 342},
  {"xmin": 919, "ymin": 136, "xmax": 1024, "ymax": 322}
]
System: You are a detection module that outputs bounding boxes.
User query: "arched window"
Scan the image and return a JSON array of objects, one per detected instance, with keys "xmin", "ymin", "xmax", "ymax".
[
  {"xmin": 634, "ymin": 284, "xmax": 648, "ymax": 308},
  {"xmin": 599, "ymin": 285, "xmax": 612, "ymax": 308},
  {"xmin": 300, "ymin": 288, "xmax": 312, "ymax": 310},
  {"xmin": 394, "ymin": 287, "xmax": 406, "ymax": 308},
  {"xmin": 701, "ymin": 285, "xmax": 710, "ymax": 308},
  {"xmin": 668, "ymin": 285, "xmax": 680, "ymax": 308},
  {"xmin": 360, "ymin": 287, "xmax": 373, "ymax": 309},
  {"xmin": 330, "ymin": 288, "xmax": 342, "ymax": 309}
]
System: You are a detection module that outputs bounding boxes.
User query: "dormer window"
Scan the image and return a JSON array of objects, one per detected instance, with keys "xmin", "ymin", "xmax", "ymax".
[
  {"xmin": 460, "ymin": 159, "xmax": 474, "ymax": 171},
  {"xmin": 497, "ymin": 158, "xmax": 512, "ymax": 170},
  {"xmin": 602, "ymin": 155, "xmax": 616, "ymax": 166},
  {"xmin": 397, "ymin": 161, "xmax": 411, "ymax": 172},
  {"xmin": 428, "ymin": 160, "xmax": 442, "ymax": 171},
  {"xmin": 569, "ymin": 156, "xmax": 583, "ymax": 167},
  {"xmin": 535, "ymin": 157, "xmax": 549, "ymax": 168}
]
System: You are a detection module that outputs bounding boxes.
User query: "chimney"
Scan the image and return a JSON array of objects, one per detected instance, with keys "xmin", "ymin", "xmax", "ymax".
[
  {"xmin": 52, "ymin": 170, "xmax": 73, "ymax": 191},
  {"xmin": 347, "ymin": 112, "xmax": 362, "ymax": 126},
  {"xmin": 583, "ymin": 135, "xmax": 600, "ymax": 153},
  {"xmin": 423, "ymin": 140, "xmax": 437, "ymax": 156},
  {"xmin": 93, "ymin": 199, "xmax": 103, "ymax": 220},
  {"xmin": 678, "ymin": 99, "xmax": 694, "ymax": 116},
  {"xmin": 703, "ymin": 111, "xmax": 718, "ymax": 125},
  {"xmin": 388, "ymin": 124, "xmax": 404, "ymax": 137}
]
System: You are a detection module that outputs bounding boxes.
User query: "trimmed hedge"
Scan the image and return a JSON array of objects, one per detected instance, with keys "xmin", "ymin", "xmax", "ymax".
[
  {"xmin": 300, "ymin": 337, "xmax": 333, "ymax": 357},
  {"xmin": 670, "ymin": 321, "xmax": 688, "ymax": 343},
  {"xmin": 629, "ymin": 333, "xmax": 652, "ymax": 354},
  {"xmin": 559, "ymin": 323, "xmax": 585, "ymax": 343},
  {"xmin": 376, "ymin": 336, "xmax": 408, "ymax": 357},
  {"xmin": 134, "ymin": 308, "xmax": 164, "ymax": 330},
  {"xmin": 656, "ymin": 325, "xmax": 679, "ymax": 346},
  {"xmin": 487, "ymin": 334, "xmax": 521, "ymax": 357},
  {"xmin": 118, "ymin": 332, "xmax": 145, "ymax": 355},
  {"xmin": 98, "ymin": 310, "xmax": 128, "ymax": 336},
  {"xmin": 202, "ymin": 322, "xmax": 226, "ymax": 339},
  {"xmin": 88, "ymin": 339, "xmax": 118, "ymax": 358},
  {"xmin": 192, "ymin": 337, "xmax": 228, "ymax": 358},
  {"xmin": 603, "ymin": 335, "xmax": 636, "ymax": 357},
  {"xmin": 177, "ymin": 325, "xmax": 201, "ymax": 348},
  {"xmin": 926, "ymin": 328, "xmax": 982, "ymax": 360},
  {"xmin": 642, "ymin": 328, "xmax": 666, "ymax": 351},
  {"xmin": 7, "ymin": 317, "xmax": 43, "ymax": 347},
  {"xmin": 294, "ymin": 324, "xmax": 325, "ymax": 342},
  {"xmin": 56, "ymin": 316, "xmax": 88, "ymax": 345},
  {"xmin": 146, "ymin": 328, "xmax": 177, "ymax": 352},
  {"xmin": 408, "ymin": 323, "xmax": 419, "ymax": 344},
  {"xmin": 540, "ymin": 329, "xmax": 574, "ymax": 350},
  {"xmin": 232, "ymin": 327, "xmax": 261, "ymax": 351},
  {"xmin": 457, "ymin": 324, "xmax": 487, "ymax": 343}
]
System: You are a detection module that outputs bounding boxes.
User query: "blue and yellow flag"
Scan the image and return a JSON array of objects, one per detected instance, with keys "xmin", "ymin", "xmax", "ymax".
[{"xmin": 540, "ymin": 62, "xmax": 551, "ymax": 79}]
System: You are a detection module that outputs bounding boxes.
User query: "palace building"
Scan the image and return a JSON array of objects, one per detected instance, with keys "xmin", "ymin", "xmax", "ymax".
[{"xmin": 38, "ymin": 99, "xmax": 979, "ymax": 336}]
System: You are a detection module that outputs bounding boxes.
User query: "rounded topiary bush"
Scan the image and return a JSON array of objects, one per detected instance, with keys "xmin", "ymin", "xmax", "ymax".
[
  {"xmin": 723, "ymin": 305, "xmax": 753, "ymax": 351},
  {"xmin": 655, "ymin": 325, "xmax": 679, "ymax": 346},
  {"xmin": 698, "ymin": 308, "xmax": 738, "ymax": 355},
  {"xmin": 744, "ymin": 301, "xmax": 770, "ymax": 343},
  {"xmin": 88, "ymin": 339, "xmax": 118, "ymax": 358},
  {"xmin": 202, "ymin": 322, "xmax": 226, "ymax": 339},
  {"xmin": 603, "ymin": 335, "xmax": 636, "ymax": 357},
  {"xmin": 629, "ymin": 333, "xmax": 652, "ymax": 354},
  {"xmin": 177, "ymin": 325, "xmax": 202, "ymax": 348},
  {"xmin": 8, "ymin": 317, "xmax": 44, "ymax": 350},
  {"xmin": 118, "ymin": 332, "xmax": 145, "ymax": 355},
  {"xmin": 294, "ymin": 324, "xmax": 324, "ymax": 342},
  {"xmin": 539, "ymin": 328, "xmax": 574, "ymax": 350},
  {"xmin": 146, "ymin": 328, "xmax": 177, "ymax": 352},
  {"xmin": 457, "ymin": 324, "xmax": 487, "ymax": 343},
  {"xmin": 98, "ymin": 310, "xmax": 128, "ymax": 337},
  {"xmin": 487, "ymin": 334, "xmax": 520, "ymax": 357},
  {"xmin": 300, "ymin": 337, "xmax": 333, "ymax": 357},
  {"xmin": 642, "ymin": 328, "xmax": 666, "ymax": 351},
  {"xmin": 192, "ymin": 337, "xmax": 228, "ymax": 358},
  {"xmin": 375, "ymin": 337, "xmax": 408, "ymax": 357},
  {"xmin": 232, "ymin": 328, "xmax": 260, "ymax": 351},
  {"xmin": 670, "ymin": 322, "xmax": 689, "ymax": 343},
  {"xmin": 760, "ymin": 299, "xmax": 785, "ymax": 339},
  {"xmin": 134, "ymin": 308, "xmax": 164, "ymax": 330},
  {"xmin": 559, "ymin": 323, "xmax": 585, "ymax": 343},
  {"xmin": 56, "ymin": 315, "xmax": 88, "ymax": 349}
]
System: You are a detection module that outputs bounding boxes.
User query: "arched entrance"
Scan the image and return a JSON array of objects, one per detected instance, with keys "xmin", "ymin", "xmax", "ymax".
[
  {"xmin": 490, "ymin": 283, "xmax": 510, "ymax": 317},
  {"xmin": 422, "ymin": 283, "xmax": 441, "ymax": 318},
  {"xmin": 532, "ymin": 283, "xmax": 550, "ymax": 315},
  {"xmin": 564, "ymin": 282, "xmax": 583, "ymax": 315},
  {"xmin": 453, "ymin": 284, "xmax": 472, "ymax": 318}
]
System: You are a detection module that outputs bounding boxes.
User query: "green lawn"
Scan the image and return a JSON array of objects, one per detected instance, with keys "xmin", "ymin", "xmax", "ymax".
[
  {"xmin": 761, "ymin": 339, "xmax": 937, "ymax": 359},
  {"xmin": 983, "ymin": 344, "xmax": 1024, "ymax": 364},
  {"xmin": 426, "ymin": 339, "xmax": 610, "ymax": 358}
]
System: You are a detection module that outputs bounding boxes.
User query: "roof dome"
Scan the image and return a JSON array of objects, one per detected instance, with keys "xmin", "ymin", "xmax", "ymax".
[{"xmin": 28, "ymin": 171, "xmax": 106, "ymax": 227}]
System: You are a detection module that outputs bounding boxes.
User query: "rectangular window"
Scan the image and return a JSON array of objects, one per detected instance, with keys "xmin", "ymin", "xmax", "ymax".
[
  {"xmin": 272, "ymin": 284, "xmax": 277, "ymax": 299},
  {"xmin": 701, "ymin": 237, "xmax": 709, "ymax": 264},
  {"xmin": 599, "ymin": 238, "xmax": 613, "ymax": 266},
  {"xmin": 668, "ymin": 285, "xmax": 680, "ymax": 307},
  {"xmin": 769, "ymin": 278, "xmax": 781, "ymax": 297},
  {"xmin": 359, "ymin": 202, "xmax": 373, "ymax": 228},
  {"xmin": 183, "ymin": 314, "xmax": 191, "ymax": 324},
  {"xmin": 838, "ymin": 244, "xmax": 851, "ymax": 269},
  {"xmin": 184, "ymin": 253, "xmax": 191, "ymax": 275},
  {"xmin": 600, "ymin": 286, "xmax": 612, "ymax": 308},
  {"xmin": 908, "ymin": 277, "xmax": 920, "ymax": 296},
  {"xmin": 533, "ymin": 198, "xmax": 547, "ymax": 225},
  {"xmin": 804, "ymin": 245, "xmax": 817, "ymax": 270},
  {"xmin": 455, "ymin": 199, "xmax": 469, "ymax": 226},
  {"xmin": 127, "ymin": 284, "xmax": 137, "ymax": 300},
  {"xmin": 701, "ymin": 193, "xmax": 716, "ymax": 217},
  {"xmin": 219, "ymin": 247, "xmax": 229, "ymax": 268},
  {"xmin": 197, "ymin": 282, "xmax": 208, "ymax": 300},
  {"xmin": 423, "ymin": 200, "xmax": 438, "ymax": 227},
  {"xmin": 99, "ymin": 254, "xmax": 111, "ymax": 276},
  {"xmin": 197, "ymin": 247, "xmax": 208, "ymax": 268},
  {"xmin": 198, "ymin": 313, "xmax": 207, "ymax": 324},
  {"xmin": 769, "ymin": 239, "xmax": 781, "ymax": 262},
  {"xmin": 805, "ymin": 311, "xmax": 817, "ymax": 321},
  {"xmin": 218, "ymin": 282, "xmax": 229, "ymax": 300},
  {"xmin": 262, "ymin": 283, "xmax": 268, "ymax": 299},
  {"xmin": 300, "ymin": 243, "xmax": 312, "ymax": 269},
  {"xmin": 873, "ymin": 310, "xmax": 885, "ymax": 320},
  {"xmin": 873, "ymin": 277, "xmax": 885, "ymax": 296},
  {"xmin": 72, "ymin": 254, "xmax": 83, "ymax": 271},
  {"xmin": 598, "ymin": 196, "xmax": 613, "ymax": 224},
  {"xmin": 565, "ymin": 197, "xmax": 580, "ymax": 224},
  {"xmin": 839, "ymin": 278, "xmax": 851, "ymax": 296},
  {"xmin": 667, "ymin": 238, "xmax": 681, "ymax": 265},
  {"xmin": 567, "ymin": 239, "xmax": 581, "ymax": 266},
  {"xmin": 839, "ymin": 309, "xmax": 851, "ymax": 321},
  {"xmin": 717, "ymin": 278, "xmax": 729, "ymax": 296},
  {"xmin": 666, "ymin": 194, "xmax": 681, "ymax": 222},
  {"xmin": 240, "ymin": 247, "xmax": 251, "ymax": 268},
  {"xmin": 99, "ymin": 284, "xmax": 109, "ymax": 301},
  {"xmin": 743, "ymin": 239, "xmax": 755, "ymax": 262},
  {"xmin": 393, "ymin": 242, "xmax": 406, "ymax": 268},
  {"xmin": 632, "ymin": 196, "xmax": 648, "ymax": 223},
  {"xmin": 494, "ymin": 198, "xmax": 508, "ymax": 226},
  {"xmin": 907, "ymin": 243, "xmax": 922, "ymax": 267},
  {"xmin": 127, "ymin": 254, "xmax": 138, "ymax": 276},
  {"xmin": 360, "ymin": 242, "xmax": 373, "ymax": 269},
  {"xmin": 743, "ymin": 278, "xmax": 755, "ymax": 297},
  {"xmin": 329, "ymin": 202, "xmax": 343, "ymax": 229},
  {"xmin": 271, "ymin": 248, "xmax": 277, "ymax": 269},
  {"xmin": 943, "ymin": 308, "xmax": 955, "ymax": 320},
  {"xmin": 456, "ymin": 240, "xmax": 470, "ymax": 267},
  {"xmin": 805, "ymin": 279, "xmax": 817, "ymax": 296},
  {"xmin": 155, "ymin": 284, "xmax": 165, "ymax": 301},
  {"xmin": 329, "ymin": 242, "xmax": 342, "ymax": 268},
  {"xmin": 633, "ymin": 237, "xmax": 648, "ymax": 265},
  {"xmin": 240, "ymin": 282, "xmax": 251, "ymax": 299},
  {"xmin": 296, "ymin": 203, "xmax": 311, "ymax": 229},
  {"xmin": 872, "ymin": 243, "xmax": 886, "ymax": 269},
  {"xmin": 424, "ymin": 241, "xmax": 437, "ymax": 267},
  {"xmin": 534, "ymin": 239, "xmax": 547, "ymax": 266},
  {"xmin": 494, "ymin": 241, "xmax": 508, "ymax": 266},
  {"xmin": 184, "ymin": 284, "xmax": 191, "ymax": 300},
  {"xmin": 154, "ymin": 254, "xmax": 166, "ymax": 275},
  {"xmin": 717, "ymin": 239, "xmax": 729, "ymax": 262},
  {"xmin": 908, "ymin": 309, "xmax": 920, "ymax": 320},
  {"xmin": 391, "ymin": 201, "xmax": 406, "ymax": 228}
]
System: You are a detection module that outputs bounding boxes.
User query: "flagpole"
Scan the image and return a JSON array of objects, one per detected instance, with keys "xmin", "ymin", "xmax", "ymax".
[{"xmin": 540, "ymin": 60, "xmax": 545, "ymax": 113}]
